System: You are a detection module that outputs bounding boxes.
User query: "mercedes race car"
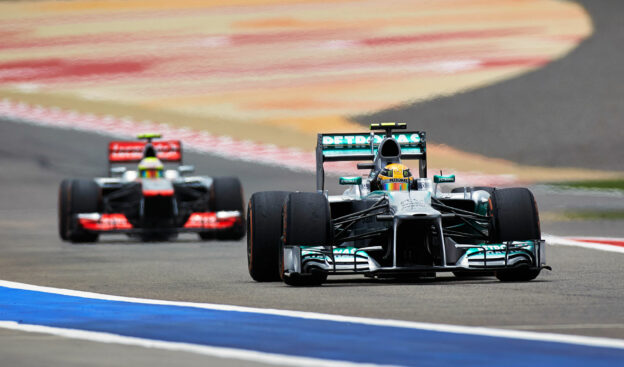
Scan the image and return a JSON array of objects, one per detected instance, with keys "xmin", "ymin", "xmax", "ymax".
[
  {"xmin": 247, "ymin": 123, "xmax": 550, "ymax": 286},
  {"xmin": 58, "ymin": 133, "xmax": 244, "ymax": 243}
]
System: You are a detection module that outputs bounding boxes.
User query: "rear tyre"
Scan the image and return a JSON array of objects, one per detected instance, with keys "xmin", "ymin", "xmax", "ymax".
[
  {"xmin": 247, "ymin": 191, "xmax": 290, "ymax": 282},
  {"xmin": 280, "ymin": 192, "xmax": 331, "ymax": 286},
  {"xmin": 58, "ymin": 179, "xmax": 71, "ymax": 241},
  {"xmin": 67, "ymin": 179, "xmax": 101, "ymax": 243},
  {"xmin": 210, "ymin": 177, "xmax": 245, "ymax": 241},
  {"xmin": 489, "ymin": 188, "xmax": 541, "ymax": 282}
]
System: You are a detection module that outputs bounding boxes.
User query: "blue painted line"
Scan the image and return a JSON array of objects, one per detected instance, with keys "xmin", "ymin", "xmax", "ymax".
[{"xmin": 0, "ymin": 286, "xmax": 623, "ymax": 366}]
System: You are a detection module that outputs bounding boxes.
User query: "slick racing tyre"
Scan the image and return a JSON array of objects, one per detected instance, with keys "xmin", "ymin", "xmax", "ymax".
[
  {"xmin": 280, "ymin": 192, "xmax": 331, "ymax": 286},
  {"xmin": 58, "ymin": 179, "xmax": 71, "ymax": 241},
  {"xmin": 247, "ymin": 191, "xmax": 290, "ymax": 282},
  {"xmin": 208, "ymin": 177, "xmax": 245, "ymax": 241},
  {"xmin": 58, "ymin": 179, "xmax": 101, "ymax": 243},
  {"xmin": 489, "ymin": 188, "xmax": 541, "ymax": 282}
]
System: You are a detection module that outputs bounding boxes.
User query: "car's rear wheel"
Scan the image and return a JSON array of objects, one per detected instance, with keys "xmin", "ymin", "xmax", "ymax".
[
  {"xmin": 247, "ymin": 191, "xmax": 290, "ymax": 282},
  {"xmin": 63, "ymin": 179, "xmax": 101, "ymax": 243},
  {"xmin": 208, "ymin": 177, "xmax": 245, "ymax": 241},
  {"xmin": 280, "ymin": 192, "xmax": 331, "ymax": 286},
  {"xmin": 489, "ymin": 188, "xmax": 541, "ymax": 282}
]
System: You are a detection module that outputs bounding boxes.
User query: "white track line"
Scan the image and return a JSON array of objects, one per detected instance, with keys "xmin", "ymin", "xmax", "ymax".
[
  {"xmin": 1, "ymin": 280, "xmax": 624, "ymax": 350},
  {"xmin": 544, "ymin": 234, "xmax": 624, "ymax": 254},
  {"xmin": 0, "ymin": 98, "xmax": 517, "ymax": 187},
  {"xmin": 494, "ymin": 323, "xmax": 624, "ymax": 331}
]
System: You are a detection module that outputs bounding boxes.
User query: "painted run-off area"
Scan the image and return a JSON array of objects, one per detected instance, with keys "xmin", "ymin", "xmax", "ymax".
[{"xmin": 0, "ymin": 0, "xmax": 612, "ymax": 182}]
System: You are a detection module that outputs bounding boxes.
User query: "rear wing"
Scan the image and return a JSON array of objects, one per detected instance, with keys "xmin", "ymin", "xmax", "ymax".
[
  {"xmin": 316, "ymin": 130, "xmax": 426, "ymax": 190},
  {"xmin": 108, "ymin": 140, "xmax": 182, "ymax": 164}
]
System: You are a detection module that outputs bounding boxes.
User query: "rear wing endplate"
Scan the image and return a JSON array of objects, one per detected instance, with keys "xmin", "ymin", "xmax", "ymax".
[{"xmin": 316, "ymin": 130, "xmax": 426, "ymax": 190}]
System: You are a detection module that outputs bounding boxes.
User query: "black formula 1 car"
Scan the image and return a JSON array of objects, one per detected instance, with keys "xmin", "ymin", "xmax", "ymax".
[
  {"xmin": 58, "ymin": 133, "xmax": 244, "ymax": 242},
  {"xmin": 247, "ymin": 123, "xmax": 550, "ymax": 286}
]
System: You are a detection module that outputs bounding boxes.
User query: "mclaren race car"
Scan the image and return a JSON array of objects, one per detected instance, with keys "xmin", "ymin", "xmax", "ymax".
[
  {"xmin": 247, "ymin": 123, "xmax": 550, "ymax": 286},
  {"xmin": 58, "ymin": 133, "xmax": 244, "ymax": 242}
]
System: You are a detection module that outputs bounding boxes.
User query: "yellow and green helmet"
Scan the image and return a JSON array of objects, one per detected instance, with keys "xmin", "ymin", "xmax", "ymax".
[
  {"xmin": 378, "ymin": 163, "xmax": 413, "ymax": 191},
  {"xmin": 138, "ymin": 157, "xmax": 164, "ymax": 178}
]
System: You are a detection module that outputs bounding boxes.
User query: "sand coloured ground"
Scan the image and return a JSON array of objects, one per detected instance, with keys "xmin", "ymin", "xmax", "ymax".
[{"xmin": 1, "ymin": 0, "xmax": 617, "ymax": 182}]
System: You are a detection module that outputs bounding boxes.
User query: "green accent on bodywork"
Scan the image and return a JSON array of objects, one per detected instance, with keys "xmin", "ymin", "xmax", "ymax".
[
  {"xmin": 301, "ymin": 246, "xmax": 369, "ymax": 258},
  {"xmin": 322, "ymin": 147, "xmax": 422, "ymax": 157},
  {"xmin": 466, "ymin": 242, "xmax": 535, "ymax": 256},
  {"xmin": 433, "ymin": 174, "xmax": 455, "ymax": 183},
  {"xmin": 137, "ymin": 133, "xmax": 161, "ymax": 140},
  {"xmin": 321, "ymin": 133, "xmax": 421, "ymax": 148},
  {"xmin": 475, "ymin": 201, "xmax": 489, "ymax": 216},
  {"xmin": 340, "ymin": 177, "xmax": 362, "ymax": 185}
]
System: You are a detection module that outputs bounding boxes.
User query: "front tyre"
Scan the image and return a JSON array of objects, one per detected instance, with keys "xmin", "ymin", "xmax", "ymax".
[
  {"xmin": 247, "ymin": 191, "xmax": 290, "ymax": 282},
  {"xmin": 210, "ymin": 177, "xmax": 245, "ymax": 241},
  {"xmin": 58, "ymin": 179, "xmax": 71, "ymax": 241},
  {"xmin": 280, "ymin": 192, "xmax": 331, "ymax": 286},
  {"xmin": 62, "ymin": 179, "xmax": 101, "ymax": 243},
  {"xmin": 489, "ymin": 188, "xmax": 541, "ymax": 282},
  {"xmin": 496, "ymin": 266, "xmax": 541, "ymax": 282}
]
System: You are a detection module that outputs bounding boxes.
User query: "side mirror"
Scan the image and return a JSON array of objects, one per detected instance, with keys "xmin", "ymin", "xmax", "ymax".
[
  {"xmin": 110, "ymin": 166, "xmax": 127, "ymax": 176},
  {"xmin": 178, "ymin": 165, "xmax": 195, "ymax": 175},
  {"xmin": 339, "ymin": 176, "xmax": 362, "ymax": 185},
  {"xmin": 433, "ymin": 174, "xmax": 455, "ymax": 184}
]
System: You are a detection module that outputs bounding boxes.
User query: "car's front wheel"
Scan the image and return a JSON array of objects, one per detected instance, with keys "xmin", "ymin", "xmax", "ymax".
[
  {"xmin": 247, "ymin": 191, "xmax": 290, "ymax": 282},
  {"xmin": 489, "ymin": 188, "xmax": 541, "ymax": 282},
  {"xmin": 280, "ymin": 192, "xmax": 331, "ymax": 286},
  {"xmin": 58, "ymin": 179, "xmax": 101, "ymax": 243}
]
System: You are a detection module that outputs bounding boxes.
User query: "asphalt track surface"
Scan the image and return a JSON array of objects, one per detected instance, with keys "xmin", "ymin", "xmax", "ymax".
[
  {"xmin": 1, "ymin": 119, "xmax": 624, "ymax": 367},
  {"xmin": 357, "ymin": 0, "xmax": 624, "ymax": 171},
  {"xmin": 1, "ymin": 1, "xmax": 624, "ymax": 366}
]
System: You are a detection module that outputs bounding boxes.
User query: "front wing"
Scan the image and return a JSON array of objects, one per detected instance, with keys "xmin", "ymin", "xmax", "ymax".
[
  {"xmin": 283, "ymin": 240, "xmax": 547, "ymax": 276},
  {"xmin": 75, "ymin": 211, "xmax": 242, "ymax": 234}
]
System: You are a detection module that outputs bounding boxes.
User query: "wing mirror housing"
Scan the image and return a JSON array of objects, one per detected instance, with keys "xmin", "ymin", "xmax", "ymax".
[
  {"xmin": 178, "ymin": 165, "xmax": 195, "ymax": 175},
  {"xmin": 110, "ymin": 166, "xmax": 127, "ymax": 177},
  {"xmin": 433, "ymin": 174, "xmax": 455, "ymax": 184},
  {"xmin": 433, "ymin": 174, "xmax": 455, "ymax": 195},
  {"xmin": 339, "ymin": 176, "xmax": 362, "ymax": 185}
]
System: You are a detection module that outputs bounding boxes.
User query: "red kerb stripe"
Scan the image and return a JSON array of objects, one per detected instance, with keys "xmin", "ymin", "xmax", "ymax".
[{"xmin": 569, "ymin": 238, "xmax": 624, "ymax": 248}]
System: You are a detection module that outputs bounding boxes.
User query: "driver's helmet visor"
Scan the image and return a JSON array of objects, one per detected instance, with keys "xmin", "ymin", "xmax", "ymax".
[
  {"xmin": 380, "ymin": 178, "xmax": 410, "ymax": 191},
  {"xmin": 140, "ymin": 169, "xmax": 163, "ymax": 178}
]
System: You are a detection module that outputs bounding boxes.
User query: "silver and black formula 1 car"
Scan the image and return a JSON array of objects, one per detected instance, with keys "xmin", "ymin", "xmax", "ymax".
[
  {"xmin": 58, "ymin": 133, "xmax": 244, "ymax": 243},
  {"xmin": 247, "ymin": 123, "xmax": 550, "ymax": 286}
]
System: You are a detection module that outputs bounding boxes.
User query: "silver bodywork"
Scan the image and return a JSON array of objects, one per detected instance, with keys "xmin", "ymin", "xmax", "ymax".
[
  {"xmin": 282, "ymin": 186, "xmax": 547, "ymax": 277},
  {"xmin": 279, "ymin": 124, "xmax": 548, "ymax": 280}
]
